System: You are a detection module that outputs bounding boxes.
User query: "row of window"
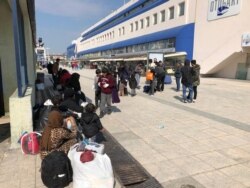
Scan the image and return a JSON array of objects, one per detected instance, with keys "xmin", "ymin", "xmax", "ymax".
[
  {"xmin": 80, "ymin": 38, "xmax": 176, "ymax": 58},
  {"xmin": 130, "ymin": 2, "xmax": 185, "ymax": 32},
  {"xmin": 81, "ymin": 2, "xmax": 185, "ymax": 47},
  {"xmin": 82, "ymin": 0, "xmax": 157, "ymax": 38}
]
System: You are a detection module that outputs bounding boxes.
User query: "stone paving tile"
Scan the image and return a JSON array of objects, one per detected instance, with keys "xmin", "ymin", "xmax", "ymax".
[
  {"xmin": 239, "ymin": 144, "xmax": 250, "ymax": 153},
  {"xmin": 219, "ymin": 164, "xmax": 250, "ymax": 187},
  {"xmin": 199, "ymin": 137, "xmax": 233, "ymax": 150},
  {"xmin": 171, "ymin": 156, "xmax": 214, "ymax": 175},
  {"xmin": 112, "ymin": 131, "xmax": 140, "ymax": 142},
  {"xmin": 193, "ymin": 170, "xmax": 247, "ymax": 188},
  {"xmin": 143, "ymin": 160, "xmax": 189, "ymax": 183},
  {"xmin": 203, "ymin": 128, "xmax": 230, "ymax": 137},
  {"xmin": 162, "ymin": 176, "xmax": 206, "ymax": 188},
  {"xmin": 161, "ymin": 145, "xmax": 193, "ymax": 160},
  {"xmin": 178, "ymin": 141, "xmax": 214, "ymax": 155},
  {"xmin": 218, "ymin": 147, "xmax": 250, "ymax": 163},
  {"xmin": 217, "ymin": 135, "xmax": 250, "ymax": 146},
  {"xmin": 195, "ymin": 151, "xmax": 238, "ymax": 169}
]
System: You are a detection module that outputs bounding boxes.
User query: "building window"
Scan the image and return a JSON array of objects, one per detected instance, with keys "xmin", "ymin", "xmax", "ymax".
[
  {"xmin": 135, "ymin": 21, "xmax": 138, "ymax": 30},
  {"xmin": 179, "ymin": 2, "xmax": 185, "ymax": 16},
  {"xmin": 153, "ymin": 13, "xmax": 157, "ymax": 25},
  {"xmin": 146, "ymin": 16, "xmax": 150, "ymax": 27},
  {"xmin": 130, "ymin": 23, "xmax": 133, "ymax": 32},
  {"xmin": 140, "ymin": 19, "xmax": 144, "ymax": 29},
  {"xmin": 169, "ymin": 6, "xmax": 174, "ymax": 20},
  {"xmin": 121, "ymin": 27, "xmax": 124, "ymax": 35},
  {"xmin": 119, "ymin": 28, "xmax": 121, "ymax": 36},
  {"xmin": 161, "ymin": 10, "xmax": 165, "ymax": 22}
]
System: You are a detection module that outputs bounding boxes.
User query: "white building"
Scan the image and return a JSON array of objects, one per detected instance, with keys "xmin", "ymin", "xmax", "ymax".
[{"xmin": 68, "ymin": 0, "xmax": 250, "ymax": 79}]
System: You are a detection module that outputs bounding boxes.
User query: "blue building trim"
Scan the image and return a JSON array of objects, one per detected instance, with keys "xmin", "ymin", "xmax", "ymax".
[
  {"xmin": 77, "ymin": 23, "xmax": 195, "ymax": 60},
  {"xmin": 67, "ymin": 44, "xmax": 76, "ymax": 59},
  {"xmin": 12, "ymin": 0, "xmax": 27, "ymax": 97},
  {"xmin": 81, "ymin": 0, "xmax": 168, "ymax": 40}
]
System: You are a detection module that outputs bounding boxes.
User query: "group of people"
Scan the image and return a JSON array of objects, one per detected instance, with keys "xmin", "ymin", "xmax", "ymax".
[
  {"xmin": 174, "ymin": 59, "xmax": 201, "ymax": 103},
  {"xmin": 146, "ymin": 58, "xmax": 166, "ymax": 96},
  {"xmin": 38, "ymin": 58, "xmax": 126, "ymax": 187}
]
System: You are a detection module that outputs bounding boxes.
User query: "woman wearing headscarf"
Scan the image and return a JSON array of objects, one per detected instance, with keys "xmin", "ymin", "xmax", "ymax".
[{"xmin": 40, "ymin": 111, "xmax": 77, "ymax": 160}]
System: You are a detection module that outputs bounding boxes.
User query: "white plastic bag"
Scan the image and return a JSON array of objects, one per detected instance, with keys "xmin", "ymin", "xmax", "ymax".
[{"xmin": 68, "ymin": 145, "xmax": 114, "ymax": 188}]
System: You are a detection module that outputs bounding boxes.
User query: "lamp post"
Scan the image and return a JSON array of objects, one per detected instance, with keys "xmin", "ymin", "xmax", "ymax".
[{"xmin": 46, "ymin": 47, "xmax": 50, "ymax": 63}]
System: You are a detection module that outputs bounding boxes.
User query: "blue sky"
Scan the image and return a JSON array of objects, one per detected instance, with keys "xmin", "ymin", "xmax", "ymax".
[{"xmin": 35, "ymin": 0, "xmax": 127, "ymax": 54}]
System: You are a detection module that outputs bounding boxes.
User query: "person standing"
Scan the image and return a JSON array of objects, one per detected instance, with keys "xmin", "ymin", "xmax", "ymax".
[
  {"xmin": 98, "ymin": 67, "xmax": 115, "ymax": 118},
  {"xmin": 94, "ymin": 69, "xmax": 102, "ymax": 107},
  {"xmin": 52, "ymin": 58, "xmax": 60, "ymax": 89},
  {"xmin": 129, "ymin": 72, "xmax": 137, "ymax": 96},
  {"xmin": 174, "ymin": 62, "xmax": 182, "ymax": 91},
  {"xmin": 191, "ymin": 60, "xmax": 200, "ymax": 102},
  {"xmin": 134, "ymin": 64, "xmax": 142, "ymax": 89},
  {"xmin": 155, "ymin": 61, "xmax": 166, "ymax": 92},
  {"xmin": 181, "ymin": 59, "xmax": 193, "ymax": 103}
]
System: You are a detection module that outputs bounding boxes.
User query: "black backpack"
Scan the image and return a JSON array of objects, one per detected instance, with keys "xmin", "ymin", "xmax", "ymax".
[{"xmin": 41, "ymin": 151, "xmax": 73, "ymax": 188}]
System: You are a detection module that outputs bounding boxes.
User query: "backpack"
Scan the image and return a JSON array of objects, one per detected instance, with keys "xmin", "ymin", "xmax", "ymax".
[
  {"xmin": 21, "ymin": 132, "xmax": 41, "ymax": 155},
  {"xmin": 41, "ymin": 151, "xmax": 73, "ymax": 188}
]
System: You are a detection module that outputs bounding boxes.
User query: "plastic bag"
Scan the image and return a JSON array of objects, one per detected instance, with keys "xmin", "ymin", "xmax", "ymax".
[{"xmin": 68, "ymin": 145, "xmax": 114, "ymax": 188}]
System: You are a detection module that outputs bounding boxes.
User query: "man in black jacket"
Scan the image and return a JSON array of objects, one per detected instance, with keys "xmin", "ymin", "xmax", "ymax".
[{"xmin": 181, "ymin": 59, "xmax": 193, "ymax": 103}]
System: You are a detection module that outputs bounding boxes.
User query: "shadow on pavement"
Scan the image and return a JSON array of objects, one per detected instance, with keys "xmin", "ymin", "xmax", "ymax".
[
  {"xmin": 174, "ymin": 95, "xmax": 183, "ymax": 102},
  {"xmin": 0, "ymin": 123, "xmax": 10, "ymax": 143},
  {"xmin": 112, "ymin": 106, "xmax": 121, "ymax": 113}
]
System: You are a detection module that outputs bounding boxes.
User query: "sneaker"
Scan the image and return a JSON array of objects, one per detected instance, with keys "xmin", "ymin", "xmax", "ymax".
[
  {"xmin": 107, "ymin": 110, "xmax": 112, "ymax": 115},
  {"xmin": 183, "ymin": 100, "xmax": 187, "ymax": 103},
  {"xmin": 193, "ymin": 99, "xmax": 196, "ymax": 103}
]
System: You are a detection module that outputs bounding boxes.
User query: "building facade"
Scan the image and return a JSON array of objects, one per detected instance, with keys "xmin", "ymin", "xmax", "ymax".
[
  {"xmin": 0, "ymin": 0, "xmax": 36, "ymax": 147},
  {"xmin": 67, "ymin": 0, "xmax": 250, "ymax": 79}
]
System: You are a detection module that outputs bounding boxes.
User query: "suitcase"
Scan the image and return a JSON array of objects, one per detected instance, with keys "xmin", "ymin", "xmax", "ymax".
[{"xmin": 164, "ymin": 75, "xmax": 172, "ymax": 84}]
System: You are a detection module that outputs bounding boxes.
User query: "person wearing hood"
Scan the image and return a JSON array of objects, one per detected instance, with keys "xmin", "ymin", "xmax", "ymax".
[
  {"xmin": 40, "ymin": 111, "xmax": 77, "ymax": 160},
  {"xmin": 190, "ymin": 60, "xmax": 200, "ymax": 102},
  {"xmin": 60, "ymin": 88, "xmax": 83, "ymax": 113},
  {"xmin": 67, "ymin": 72, "xmax": 86, "ymax": 105},
  {"xmin": 80, "ymin": 103, "xmax": 104, "ymax": 143}
]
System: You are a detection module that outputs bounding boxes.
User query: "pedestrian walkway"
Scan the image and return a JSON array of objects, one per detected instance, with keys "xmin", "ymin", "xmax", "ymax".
[{"xmin": 0, "ymin": 68, "xmax": 250, "ymax": 187}]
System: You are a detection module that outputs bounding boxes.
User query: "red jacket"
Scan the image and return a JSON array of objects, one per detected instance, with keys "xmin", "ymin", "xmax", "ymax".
[{"xmin": 98, "ymin": 74, "xmax": 114, "ymax": 94}]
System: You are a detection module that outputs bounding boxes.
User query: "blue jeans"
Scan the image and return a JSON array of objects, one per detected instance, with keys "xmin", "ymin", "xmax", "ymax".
[
  {"xmin": 176, "ymin": 77, "xmax": 181, "ymax": 91},
  {"xmin": 182, "ymin": 84, "xmax": 193, "ymax": 101}
]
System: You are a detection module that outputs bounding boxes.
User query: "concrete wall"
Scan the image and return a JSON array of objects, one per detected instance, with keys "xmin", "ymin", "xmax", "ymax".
[
  {"xmin": 10, "ymin": 87, "xmax": 33, "ymax": 148},
  {"xmin": 0, "ymin": 0, "xmax": 17, "ymax": 112},
  {"xmin": 193, "ymin": 0, "xmax": 250, "ymax": 78}
]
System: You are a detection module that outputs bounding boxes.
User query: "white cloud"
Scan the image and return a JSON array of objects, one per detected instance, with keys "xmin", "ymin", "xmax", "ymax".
[{"xmin": 35, "ymin": 0, "xmax": 105, "ymax": 18}]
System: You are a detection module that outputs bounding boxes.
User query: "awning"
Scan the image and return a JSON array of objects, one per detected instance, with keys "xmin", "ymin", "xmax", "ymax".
[
  {"xmin": 123, "ymin": 57, "xmax": 147, "ymax": 61},
  {"xmin": 164, "ymin": 52, "xmax": 187, "ymax": 58},
  {"xmin": 89, "ymin": 58, "xmax": 124, "ymax": 62}
]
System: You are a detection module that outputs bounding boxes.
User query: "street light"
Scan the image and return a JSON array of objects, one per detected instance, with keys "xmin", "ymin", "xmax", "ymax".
[{"xmin": 46, "ymin": 47, "xmax": 50, "ymax": 62}]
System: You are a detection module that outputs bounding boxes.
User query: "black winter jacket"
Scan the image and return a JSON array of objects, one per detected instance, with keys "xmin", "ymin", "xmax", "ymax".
[{"xmin": 80, "ymin": 113, "xmax": 103, "ymax": 138}]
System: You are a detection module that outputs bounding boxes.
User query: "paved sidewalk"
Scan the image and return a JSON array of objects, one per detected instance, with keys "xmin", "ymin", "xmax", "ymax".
[{"xmin": 0, "ymin": 68, "xmax": 250, "ymax": 187}]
